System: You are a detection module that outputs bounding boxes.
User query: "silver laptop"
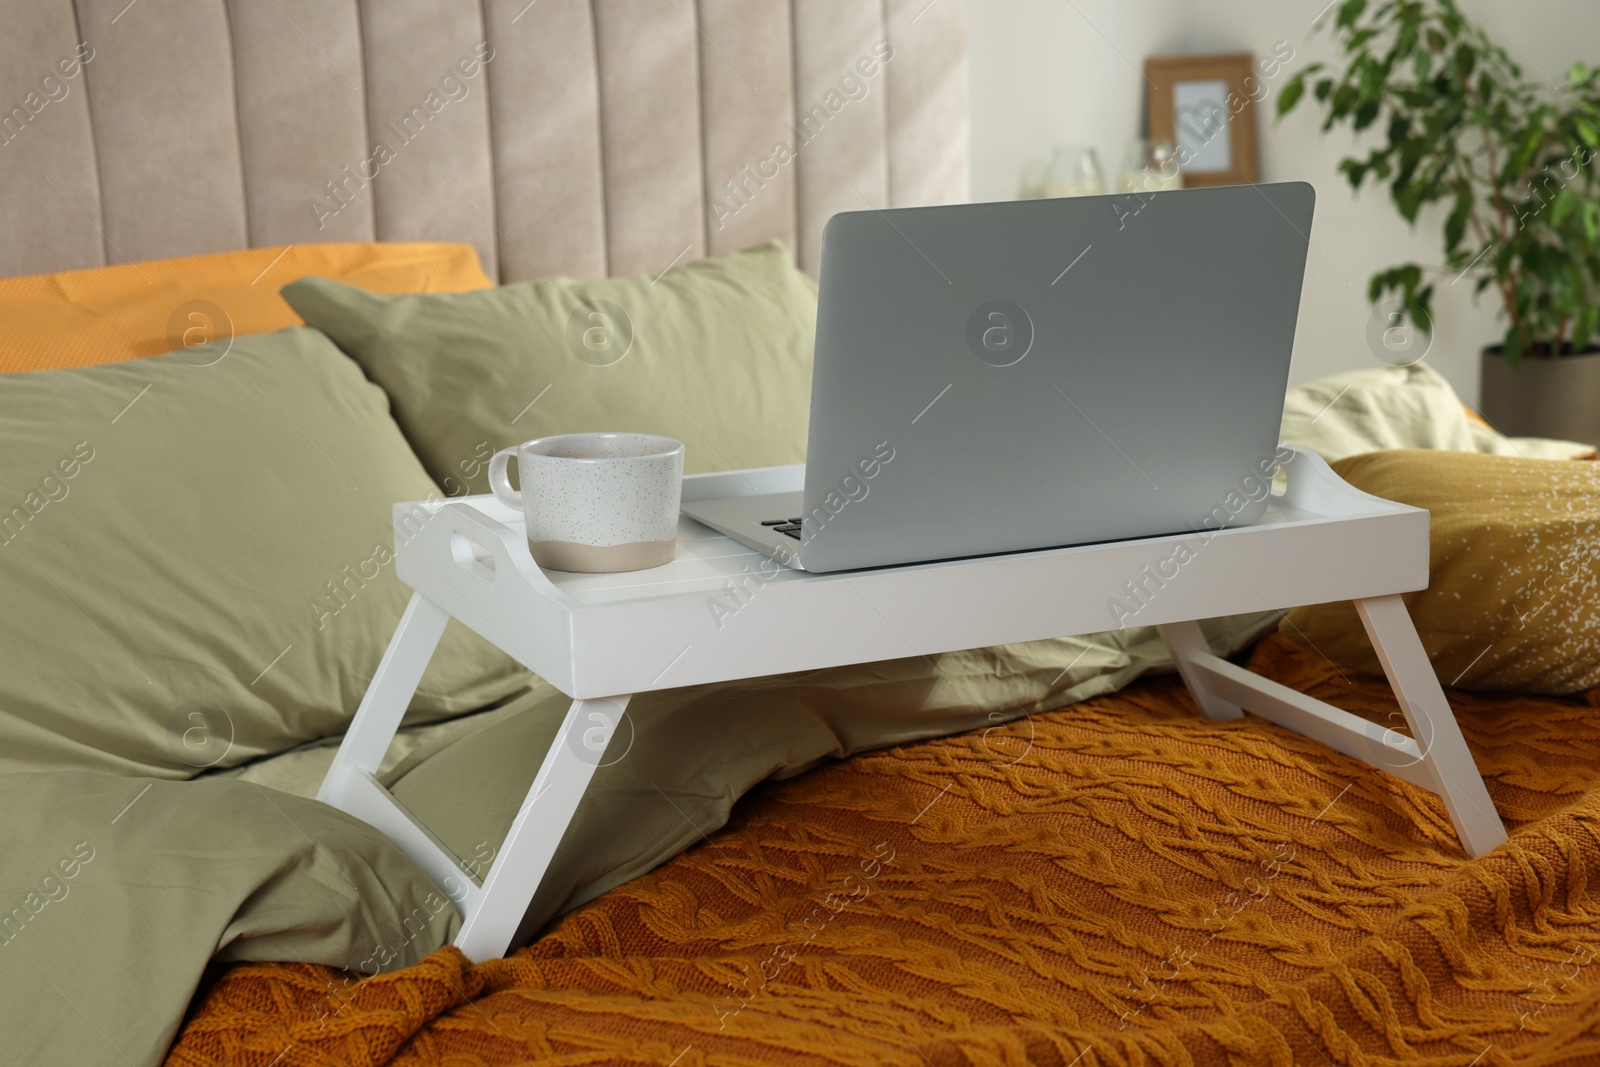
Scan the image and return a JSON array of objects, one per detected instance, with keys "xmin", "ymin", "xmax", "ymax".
[{"xmin": 682, "ymin": 182, "xmax": 1315, "ymax": 573}]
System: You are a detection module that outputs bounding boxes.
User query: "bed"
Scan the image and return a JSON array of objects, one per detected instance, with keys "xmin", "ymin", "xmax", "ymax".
[
  {"xmin": 3, "ymin": 2, "xmax": 1600, "ymax": 1066},
  {"xmin": 167, "ymin": 643, "xmax": 1600, "ymax": 1065}
]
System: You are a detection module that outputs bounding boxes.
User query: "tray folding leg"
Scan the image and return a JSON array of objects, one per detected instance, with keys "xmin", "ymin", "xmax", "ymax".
[
  {"xmin": 1156, "ymin": 621, "xmax": 1243, "ymax": 721},
  {"xmin": 1353, "ymin": 595, "xmax": 1507, "ymax": 856},
  {"xmin": 318, "ymin": 590, "xmax": 635, "ymax": 962},
  {"xmin": 1159, "ymin": 596, "xmax": 1507, "ymax": 857},
  {"xmin": 320, "ymin": 593, "xmax": 450, "ymax": 787},
  {"xmin": 454, "ymin": 692, "xmax": 629, "ymax": 961}
]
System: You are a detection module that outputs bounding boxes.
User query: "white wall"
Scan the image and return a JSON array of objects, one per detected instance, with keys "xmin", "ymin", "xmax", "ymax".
[{"xmin": 967, "ymin": 0, "xmax": 1600, "ymax": 402}]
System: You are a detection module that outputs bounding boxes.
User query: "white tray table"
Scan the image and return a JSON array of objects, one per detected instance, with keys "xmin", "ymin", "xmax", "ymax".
[{"xmin": 318, "ymin": 447, "xmax": 1507, "ymax": 961}]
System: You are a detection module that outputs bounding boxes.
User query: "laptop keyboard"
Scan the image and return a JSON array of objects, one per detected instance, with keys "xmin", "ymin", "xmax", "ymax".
[{"xmin": 761, "ymin": 517, "xmax": 804, "ymax": 539}]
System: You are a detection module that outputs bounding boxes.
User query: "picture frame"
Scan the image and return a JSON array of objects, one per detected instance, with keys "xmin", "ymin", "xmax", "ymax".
[{"xmin": 1145, "ymin": 53, "xmax": 1261, "ymax": 188}]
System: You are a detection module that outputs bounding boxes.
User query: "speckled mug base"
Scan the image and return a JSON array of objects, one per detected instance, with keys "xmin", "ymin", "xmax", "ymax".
[{"xmin": 529, "ymin": 537, "xmax": 676, "ymax": 573}]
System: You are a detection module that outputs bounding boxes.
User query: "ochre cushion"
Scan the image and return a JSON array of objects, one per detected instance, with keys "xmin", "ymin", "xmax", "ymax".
[
  {"xmin": 282, "ymin": 240, "xmax": 816, "ymax": 492},
  {"xmin": 1281, "ymin": 449, "xmax": 1600, "ymax": 694},
  {"xmin": 0, "ymin": 242, "xmax": 493, "ymax": 374}
]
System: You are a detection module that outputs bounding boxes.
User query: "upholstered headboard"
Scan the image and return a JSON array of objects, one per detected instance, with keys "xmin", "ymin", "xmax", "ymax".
[{"xmin": 0, "ymin": 0, "xmax": 968, "ymax": 282}]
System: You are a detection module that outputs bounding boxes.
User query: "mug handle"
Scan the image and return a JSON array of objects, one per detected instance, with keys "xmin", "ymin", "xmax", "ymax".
[{"xmin": 487, "ymin": 447, "xmax": 522, "ymax": 507}]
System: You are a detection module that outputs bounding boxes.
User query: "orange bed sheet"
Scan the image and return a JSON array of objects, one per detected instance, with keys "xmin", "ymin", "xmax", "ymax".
[{"xmin": 0, "ymin": 242, "xmax": 493, "ymax": 374}]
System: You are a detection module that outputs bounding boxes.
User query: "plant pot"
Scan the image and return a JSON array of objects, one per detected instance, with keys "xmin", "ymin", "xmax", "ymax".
[{"xmin": 1479, "ymin": 345, "xmax": 1600, "ymax": 446}]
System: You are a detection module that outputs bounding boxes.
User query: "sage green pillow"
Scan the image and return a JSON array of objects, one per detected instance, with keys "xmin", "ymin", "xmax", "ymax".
[
  {"xmin": 282, "ymin": 240, "xmax": 816, "ymax": 493},
  {"xmin": 0, "ymin": 328, "xmax": 528, "ymax": 778},
  {"xmin": 0, "ymin": 772, "xmax": 457, "ymax": 1066}
]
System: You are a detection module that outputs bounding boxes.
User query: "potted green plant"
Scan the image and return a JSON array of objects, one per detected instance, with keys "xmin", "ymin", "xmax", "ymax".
[{"xmin": 1279, "ymin": 0, "xmax": 1600, "ymax": 444}]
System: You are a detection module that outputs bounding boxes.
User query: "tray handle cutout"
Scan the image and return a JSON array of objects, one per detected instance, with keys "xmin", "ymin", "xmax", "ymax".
[{"xmin": 450, "ymin": 529, "xmax": 498, "ymax": 582}]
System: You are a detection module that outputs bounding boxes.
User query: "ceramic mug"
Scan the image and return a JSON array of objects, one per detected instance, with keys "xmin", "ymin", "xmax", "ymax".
[{"xmin": 488, "ymin": 433, "xmax": 684, "ymax": 572}]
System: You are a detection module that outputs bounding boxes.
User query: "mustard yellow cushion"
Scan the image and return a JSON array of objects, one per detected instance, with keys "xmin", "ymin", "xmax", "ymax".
[
  {"xmin": 0, "ymin": 242, "xmax": 493, "ymax": 374},
  {"xmin": 1281, "ymin": 449, "xmax": 1600, "ymax": 694}
]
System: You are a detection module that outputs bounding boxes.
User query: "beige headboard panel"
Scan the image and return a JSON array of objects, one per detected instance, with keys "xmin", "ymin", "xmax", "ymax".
[{"xmin": 0, "ymin": 0, "xmax": 968, "ymax": 283}]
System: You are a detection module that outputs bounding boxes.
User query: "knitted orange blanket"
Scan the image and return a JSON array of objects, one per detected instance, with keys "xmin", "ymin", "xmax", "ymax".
[{"xmin": 165, "ymin": 636, "xmax": 1600, "ymax": 1066}]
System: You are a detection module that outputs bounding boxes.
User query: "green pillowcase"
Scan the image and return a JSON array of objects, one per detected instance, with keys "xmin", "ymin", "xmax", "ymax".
[
  {"xmin": 0, "ymin": 772, "xmax": 457, "ymax": 1066},
  {"xmin": 0, "ymin": 328, "xmax": 528, "ymax": 778},
  {"xmin": 282, "ymin": 240, "xmax": 816, "ymax": 493}
]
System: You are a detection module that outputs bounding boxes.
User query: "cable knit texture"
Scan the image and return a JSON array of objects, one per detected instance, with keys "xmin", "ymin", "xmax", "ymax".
[{"xmin": 164, "ymin": 635, "xmax": 1600, "ymax": 1066}]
